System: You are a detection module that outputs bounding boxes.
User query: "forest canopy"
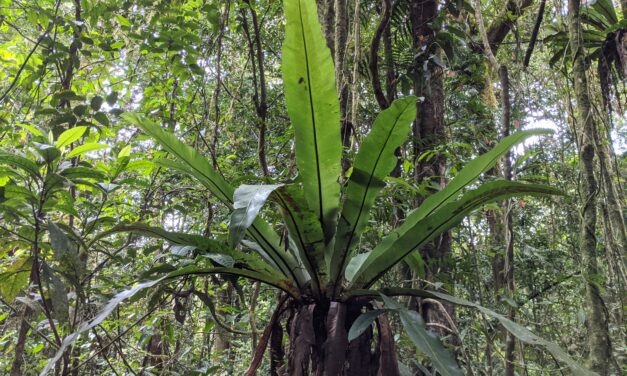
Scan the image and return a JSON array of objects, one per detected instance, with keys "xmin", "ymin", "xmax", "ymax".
[{"xmin": 0, "ymin": 0, "xmax": 625, "ymax": 375}]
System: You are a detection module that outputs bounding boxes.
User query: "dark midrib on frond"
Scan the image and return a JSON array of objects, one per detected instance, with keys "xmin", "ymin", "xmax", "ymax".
[
  {"xmin": 419, "ymin": 150, "xmax": 505, "ymax": 220},
  {"xmin": 297, "ymin": 0, "xmax": 324, "ymax": 229},
  {"xmin": 275, "ymin": 193, "xmax": 320, "ymax": 292},
  {"xmin": 157, "ymin": 130, "xmax": 233, "ymax": 205},
  {"xmin": 248, "ymin": 224, "xmax": 301, "ymax": 288},
  {"xmin": 363, "ymin": 185, "xmax": 541, "ymax": 287},
  {"xmin": 419, "ymin": 132, "xmax": 534, "ymax": 220},
  {"xmin": 178, "ymin": 268, "xmax": 299, "ymax": 298},
  {"xmin": 158, "ymin": 128, "xmax": 300, "ymax": 286},
  {"xmin": 333, "ymin": 105, "xmax": 409, "ymax": 291}
]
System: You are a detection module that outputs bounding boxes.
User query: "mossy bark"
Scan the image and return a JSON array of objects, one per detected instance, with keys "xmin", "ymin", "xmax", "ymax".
[{"xmin": 567, "ymin": 0, "xmax": 615, "ymax": 372}]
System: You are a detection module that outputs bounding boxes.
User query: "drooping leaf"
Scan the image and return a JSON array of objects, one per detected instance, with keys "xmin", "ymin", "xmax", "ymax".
[
  {"xmin": 123, "ymin": 113, "xmax": 306, "ymax": 287},
  {"xmin": 101, "ymin": 223, "xmax": 277, "ymax": 276},
  {"xmin": 349, "ymin": 288, "xmax": 598, "ymax": 376},
  {"xmin": 331, "ymin": 96, "xmax": 417, "ymax": 292},
  {"xmin": 48, "ymin": 222, "xmax": 83, "ymax": 278},
  {"xmin": 376, "ymin": 294, "xmax": 462, "ymax": 375},
  {"xmin": 42, "ymin": 263, "xmax": 69, "ymax": 324},
  {"xmin": 229, "ymin": 184, "xmax": 283, "ymax": 248},
  {"xmin": 0, "ymin": 150, "xmax": 40, "ymax": 178},
  {"xmin": 348, "ymin": 309, "xmax": 387, "ymax": 341},
  {"xmin": 48, "ymin": 221, "xmax": 72, "ymax": 260},
  {"xmin": 403, "ymin": 251, "xmax": 426, "ymax": 279},
  {"xmin": 282, "ymin": 0, "xmax": 342, "ymax": 241},
  {"xmin": 350, "ymin": 180, "xmax": 563, "ymax": 286},
  {"xmin": 398, "ymin": 309, "xmax": 463, "ymax": 376},
  {"xmin": 40, "ymin": 278, "xmax": 165, "ymax": 376},
  {"xmin": 33, "ymin": 143, "xmax": 61, "ymax": 163},
  {"xmin": 55, "ymin": 126, "xmax": 87, "ymax": 148}
]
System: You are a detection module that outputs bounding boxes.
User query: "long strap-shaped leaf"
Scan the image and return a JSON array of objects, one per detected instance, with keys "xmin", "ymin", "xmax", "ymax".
[
  {"xmin": 398, "ymin": 129, "xmax": 552, "ymax": 234},
  {"xmin": 330, "ymin": 96, "xmax": 416, "ymax": 295},
  {"xmin": 282, "ymin": 0, "xmax": 342, "ymax": 242},
  {"xmin": 274, "ymin": 184, "xmax": 326, "ymax": 295},
  {"xmin": 100, "ymin": 223, "xmax": 279, "ymax": 277},
  {"xmin": 346, "ymin": 288, "xmax": 598, "ymax": 376},
  {"xmin": 349, "ymin": 180, "xmax": 563, "ymax": 287},
  {"xmin": 122, "ymin": 114, "xmax": 306, "ymax": 287},
  {"xmin": 382, "ymin": 129, "xmax": 551, "ymax": 283}
]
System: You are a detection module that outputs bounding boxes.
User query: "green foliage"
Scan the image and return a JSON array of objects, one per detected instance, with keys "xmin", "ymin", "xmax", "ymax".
[
  {"xmin": 0, "ymin": 0, "xmax": 621, "ymax": 374},
  {"xmin": 282, "ymin": 0, "xmax": 342, "ymax": 242}
]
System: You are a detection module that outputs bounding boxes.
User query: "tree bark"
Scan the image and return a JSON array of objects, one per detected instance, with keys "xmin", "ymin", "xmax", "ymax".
[
  {"xmin": 409, "ymin": 0, "xmax": 453, "ymax": 343},
  {"xmin": 567, "ymin": 0, "xmax": 615, "ymax": 372},
  {"xmin": 286, "ymin": 300, "xmax": 397, "ymax": 376}
]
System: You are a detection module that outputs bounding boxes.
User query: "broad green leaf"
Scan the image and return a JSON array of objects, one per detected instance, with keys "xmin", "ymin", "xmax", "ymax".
[
  {"xmin": 350, "ymin": 180, "xmax": 563, "ymax": 287},
  {"xmin": 282, "ymin": 0, "xmax": 342, "ymax": 241},
  {"xmin": 66, "ymin": 142, "xmax": 108, "ymax": 158},
  {"xmin": 348, "ymin": 309, "xmax": 387, "ymax": 341},
  {"xmin": 60, "ymin": 167, "xmax": 107, "ymax": 181},
  {"xmin": 115, "ymin": 14, "xmax": 131, "ymax": 27},
  {"xmin": 42, "ymin": 263, "xmax": 69, "ymax": 323},
  {"xmin": 331, "ymin": 96, "xmax": 417, "ymax": 292},
  {"xmin": 0, "ymin": 150, "xmax": 40, "ymax": 178},
  {"xmin": 124, "ymin": 114, "xmax": 306, "ymax": 287},
  {"xmin": 398, "ymin": 309, "xmax": 463, "ymax": 376},
  {"xmin": 0, "ymin": 254, "xmax": 31, "ymax": 302},
  {"xmin": 94, "ymin": 112, "xmax": 110, "ymax": 126},
  {"xmin": 16, "ymin": 123, "xmax": 43, "ymax": 136},
  {"xmin": 229, "ymin": 184, "xmax": 283, "ymax": 248},
  {"xmin": 117, "ymin": 145, "xmax": 131, "ymax": 159},
  {"xmin": 273, "ymin": 184, "xmax": 326, "ymax": 293},
  {"xmin": 405, "ymin": 129, "xmax": 552, "ymax": 227},
  {"xmin": 90, "ymin": 96, "xmax": 104, "ymax": 111},
  {"xmin": 56, "ymin": 126, "xmax": 87, "ymax": 148}
]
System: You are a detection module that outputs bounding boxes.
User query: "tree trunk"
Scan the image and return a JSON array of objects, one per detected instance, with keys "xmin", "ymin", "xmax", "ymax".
[
  {"xmin": 567, "ymin": 0, "xmax": 615, "ymax": 372},
  {"xmin": 286, "ymin": 300, "xmax": 399, "ymax": 376},
  {"xmin": 409, "ymin": 0, "xmax": 454, "ymax": 345}
]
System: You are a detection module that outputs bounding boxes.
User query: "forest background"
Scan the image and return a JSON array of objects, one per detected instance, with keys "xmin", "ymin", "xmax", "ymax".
[{"xmin": 0, "ymin": 0, "xmax": 625, "ymax": 375}]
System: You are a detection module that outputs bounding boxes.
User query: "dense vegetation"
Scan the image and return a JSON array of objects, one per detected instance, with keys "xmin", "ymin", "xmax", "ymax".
[{"xmin": 0, "ymin": 0, "xmax": 625, "ymax": 375}]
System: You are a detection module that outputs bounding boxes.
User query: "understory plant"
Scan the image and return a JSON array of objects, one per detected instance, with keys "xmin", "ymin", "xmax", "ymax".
[{"xmin": 42, "ymin": 0, "xmax": 597, "ymax": 375}]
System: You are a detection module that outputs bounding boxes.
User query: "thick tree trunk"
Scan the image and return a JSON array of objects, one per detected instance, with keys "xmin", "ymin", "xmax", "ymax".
[
  {"xmin": 567, "ymin": 0, "xmax": 615, "ymax": 373},
  {"xmin": 286, "ymin": 300, "xmax": 399, "ymax": 376}
]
